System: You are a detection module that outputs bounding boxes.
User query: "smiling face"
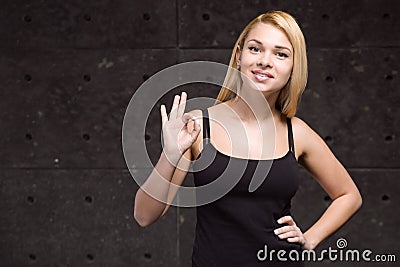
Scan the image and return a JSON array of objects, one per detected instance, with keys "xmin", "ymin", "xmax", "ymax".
[{"xmin": 236, "ymin": 23, "xmax": 294, "ymax": 96}]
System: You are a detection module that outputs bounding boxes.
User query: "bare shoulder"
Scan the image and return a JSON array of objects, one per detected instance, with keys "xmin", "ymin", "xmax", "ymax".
[
  {"xmin": 290, "ymin": 116, "xmax": 327, "ymax": 163},
  {"xmin": 290, "ymin": 116, "xmax": 314, "ymax": 138}
]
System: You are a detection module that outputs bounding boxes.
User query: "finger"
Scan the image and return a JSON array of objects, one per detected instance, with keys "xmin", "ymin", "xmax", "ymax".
[
  {"xmin": 177, "ymin": 92, "xmax": 187, "ymax": 118},
  {"xmin": 190, "ymin": 118, "xmax": 201, "ymax": 139},
  {"xmin": 160, "ymin": 105, "xmax": 168, "ymax": 126},
  {"xmin": 287, "ymin": 237, "xmax": 302, "ymax": 243},
  {"xmin": 182, "ymin": 113, "xmax": 197, "ymax": 124},
  {"xmin": 274, "ymin": 225, "xmax": 296, "ymax": 235},
  {"xmin": 170, "ymin": 95, "xmax": 181, "ymax": 119},
  {"xmin": 181, "ymin": 113, "xmax": 200, "ymax": 139},
  {"xmin": 182, "ymin": 113, "xmax": 191, "ymax": 124},
  {"xmin": 277, "ymin": 216, "xmax": 296, "ymax": 226},
  {"xmin": 278, "ymin": 230, "xmax": 299, "ymax": 239}
]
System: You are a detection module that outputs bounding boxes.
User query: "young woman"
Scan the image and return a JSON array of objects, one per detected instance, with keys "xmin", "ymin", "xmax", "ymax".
[{"xmin": 134, "ymin": 10, "xmax": 362, "ymax": 266}]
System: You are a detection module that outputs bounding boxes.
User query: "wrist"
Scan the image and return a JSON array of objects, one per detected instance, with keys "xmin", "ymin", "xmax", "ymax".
[
  {"xmin": 303, "ymin": 233, "xmax": 319, "ymax": 250},
  {"xmin": 161, "ymin": 149, "xmax": 182, "ymax": 165}
]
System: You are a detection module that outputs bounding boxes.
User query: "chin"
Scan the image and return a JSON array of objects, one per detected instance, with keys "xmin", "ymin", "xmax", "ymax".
[
  {"xmin": 252, "ymin": 85, "xmax": 282, "ymax": 97},
  {"xmin": 250, "ymin": 82, "xmax": 273, "ymax": 92}
]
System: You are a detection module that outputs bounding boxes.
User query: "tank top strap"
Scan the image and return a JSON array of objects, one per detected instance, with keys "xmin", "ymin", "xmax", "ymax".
[
  {"xmin": 286, "ymin": 117, "xmax": 295, "ymax": 155},
  {"xmin": 202, "ymin": 108, "xmax": 210, "ymax": 144}
]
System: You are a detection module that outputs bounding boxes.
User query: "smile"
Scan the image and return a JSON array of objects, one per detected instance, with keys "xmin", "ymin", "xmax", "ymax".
[{"xmin": 251, "ymin": 70, "xmax": 274, "ymax": 82}]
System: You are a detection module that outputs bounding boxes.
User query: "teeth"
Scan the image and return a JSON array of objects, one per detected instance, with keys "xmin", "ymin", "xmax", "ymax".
[{"xmin": 256, "ymin": 73, "xmax": 267, "ymax": 79}]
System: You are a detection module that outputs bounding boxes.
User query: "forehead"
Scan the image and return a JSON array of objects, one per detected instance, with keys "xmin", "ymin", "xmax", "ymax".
[{"xmin": 245, "ymin": 23, "xmax": 292, "ymax": 48}]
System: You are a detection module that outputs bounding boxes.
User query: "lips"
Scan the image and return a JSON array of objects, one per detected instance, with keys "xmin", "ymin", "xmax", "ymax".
[{"xmin": 251, "ymin": 70, "xmax": 274, "ymax": 82}]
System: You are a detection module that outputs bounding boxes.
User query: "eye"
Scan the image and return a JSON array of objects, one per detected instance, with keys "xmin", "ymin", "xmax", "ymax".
[
  {"xmin": 276, "ymin": 52, "xmax": 288, "ymax": 58},
  {"xmin": 249, "ymin": 46, "xmax": 261, "ymax": 53}
]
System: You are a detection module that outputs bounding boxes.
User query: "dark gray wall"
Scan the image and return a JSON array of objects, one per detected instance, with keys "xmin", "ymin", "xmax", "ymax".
[{"xmin": 0, "ymin": 0, "xmax": 399, "ymax": 266}]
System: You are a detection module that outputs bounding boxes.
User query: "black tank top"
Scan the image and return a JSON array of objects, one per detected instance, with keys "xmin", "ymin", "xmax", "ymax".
[{"xmin": 192, "ymin": 108, "xmax": 304, "ymax": 267}]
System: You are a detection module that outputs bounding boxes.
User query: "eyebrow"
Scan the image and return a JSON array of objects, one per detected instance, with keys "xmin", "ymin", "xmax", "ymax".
[{"xmin": 247, "ymin": 39, "xmax": 292, "ymax": 53}]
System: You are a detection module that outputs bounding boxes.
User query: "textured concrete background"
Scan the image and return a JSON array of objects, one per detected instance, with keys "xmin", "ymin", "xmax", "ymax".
[{"xmin": 0, "ymin": 0, "xmax": 399, "ymax": 266}]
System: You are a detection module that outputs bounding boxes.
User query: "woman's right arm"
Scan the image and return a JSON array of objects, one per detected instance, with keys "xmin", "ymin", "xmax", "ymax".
[{"xmin": 133, "ymin": 92, "xmax": 201, "ymax": 227}]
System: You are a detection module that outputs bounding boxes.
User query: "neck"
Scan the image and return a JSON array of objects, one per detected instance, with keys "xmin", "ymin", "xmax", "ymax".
[{"xmin": 226, "ymin": 86, "xmax": 281, "ymax": 123}]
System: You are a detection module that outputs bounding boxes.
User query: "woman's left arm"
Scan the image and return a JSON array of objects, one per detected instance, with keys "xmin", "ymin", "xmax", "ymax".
[{"xmin": 276, "ymin": 117, "xmax": 363, "ymax": 250}]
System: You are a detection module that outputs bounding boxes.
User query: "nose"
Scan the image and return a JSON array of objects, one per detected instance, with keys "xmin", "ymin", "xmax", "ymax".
[{"xmin": 257, "ymin": 51, "xmax": 273, "ymax": 68}]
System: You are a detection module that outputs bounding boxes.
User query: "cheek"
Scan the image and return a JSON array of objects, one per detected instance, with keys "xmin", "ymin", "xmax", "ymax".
[
  {"xmin": 240, "ymin": 57, "xmax": 253, "ymax": 67},
  {"xmin": 240, "ymin": 51, "xmax": 259, "ymax": 65},
  {"xmin": 278, "ymin": 61, "xmax": 293, "ymax": 77}
]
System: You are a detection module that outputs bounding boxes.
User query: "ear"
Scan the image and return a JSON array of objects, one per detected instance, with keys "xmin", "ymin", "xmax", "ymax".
[{"xmin": 235, "ymin": 45, "xmax": 241, "ymax": 63}]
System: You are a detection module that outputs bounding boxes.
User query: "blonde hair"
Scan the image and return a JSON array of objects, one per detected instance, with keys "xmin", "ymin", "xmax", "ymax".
[{"xmin": 215, "ymin": 10, "xmax": 307, "ymax": 118}]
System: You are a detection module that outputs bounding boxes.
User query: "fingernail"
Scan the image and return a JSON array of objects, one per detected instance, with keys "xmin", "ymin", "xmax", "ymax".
[
  {"xmin": 278, "ymin": 234, "xmax": 284, "ymax": 239},
  {"xmin": 274, "ymin": 229, "xmax": 278, "ymax": 235},
  {"xmin": 277, "ymin": 219, "xmax": 282, "ymax": 224}
]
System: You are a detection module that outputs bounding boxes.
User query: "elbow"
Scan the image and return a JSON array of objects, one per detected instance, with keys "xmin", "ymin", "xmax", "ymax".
[
  {"xmin": 354, "ymin": 191, "xmax": 363, "ymax": 211},
  {"xmin": 133, "ymin": 191, "xmax": 165, "ymax": 227},
  {"xmin": 134, "ymin": 210, "xmax": 153, "ymax": 228},
  {"xmin": 134, "ymin": 202, "xmax": 157, "ymax": 227},
  {"xmin": 133, "ymin": 192, "xmax": 154, "ymax": 227},
  {"xmin": 357, "ymin": 194, "xmax": 363, "ymax": 210}
]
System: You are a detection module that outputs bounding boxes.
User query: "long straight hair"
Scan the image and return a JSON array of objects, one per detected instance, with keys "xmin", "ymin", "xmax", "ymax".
[{"xmin": 215, "ymin": 11, "xmax": 308, "ymax": 118}]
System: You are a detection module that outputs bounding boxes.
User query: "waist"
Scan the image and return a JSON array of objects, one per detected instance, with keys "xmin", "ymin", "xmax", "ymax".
[{"xmin": 192, "ymin": 226, "xmax": 303, "ymax": 266}]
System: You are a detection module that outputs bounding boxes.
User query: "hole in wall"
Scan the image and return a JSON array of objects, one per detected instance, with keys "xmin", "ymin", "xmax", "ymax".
[
  {"xmin": 25, "ymin": 133, "xmax": 33, "ymax": 140},
  {"xmin": 144, "ymin": 252, "xmax": 152, "ymax": 259},
  {"xmin": 23, "ymin": 15, "xmax": 32, "ymax": 22},
  {"xmin": 143, "ymin": 74, "xmax": 150, "ymax": 81},
  {"xmin": 86, "ymin": 253, "xmax": 94, "ymax": 261},
  {"xmin": 381, "ymin": 194, "xmax": 390, "ymax": 202},
  {"xmin": 83, "ymin": 14, "xmax": 91, "ymax": 21},
  {"xmin": 143, "ymin": 13, "xmax": 151, "ymax": 21},
  {"xmin": 83, "ymin": 74, "xmax": 91, "ymax": 82},
  {"xmin": 384, "ymin": 135, "xmax": 394, "ymax": 143},
  {"xmin": 85, "ymin": 196, "xmax": 93, "ymax": 203},
  {"xmin": 202, "ymin": 13, "xmax": 210, "ymax": 21},
  {"xmin": 29, "ymin": 254, "xmax": 36, "ymax": 261},
  {"xmin": 27, "ymin": 196, "xmax": 35, "ymax": 203},
  {"xmin": 324, "ymin": 136, "xmax": 333, "ymax": 143},
  {"xmin": 145, "ymin": 134, "xmax": 151, "ymax": 141},
  {"xmin": 384, "ymin": 74, "xmax": 393, "ymax": 81},
  {"xmin": 82, "ymin": 134, "xmax": 90, "ymax": 141}
]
